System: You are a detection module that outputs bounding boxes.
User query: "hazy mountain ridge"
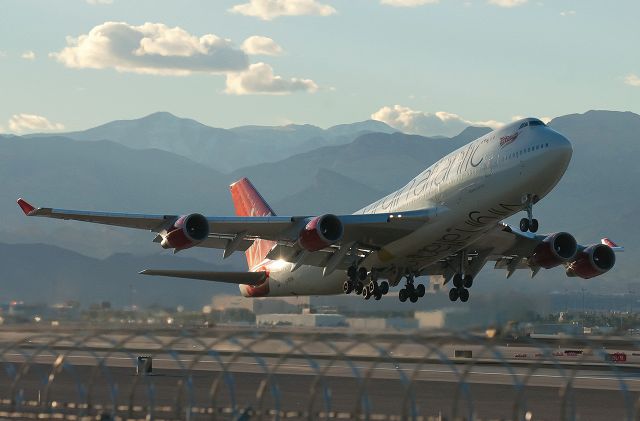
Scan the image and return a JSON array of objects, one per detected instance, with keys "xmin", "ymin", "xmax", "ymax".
[
  {"xmin": 0, "ymin": 242, "xmax": 237, "ymax": 307},
  {"xmin": 43, "ymin": 112, "xmax": 397, "ymax": 173}
]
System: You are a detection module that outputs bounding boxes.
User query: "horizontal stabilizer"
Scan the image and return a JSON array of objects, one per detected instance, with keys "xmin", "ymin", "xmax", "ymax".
[{"xmin": 139, "ymin": 269, "xmax": 267, "ymax": 285}]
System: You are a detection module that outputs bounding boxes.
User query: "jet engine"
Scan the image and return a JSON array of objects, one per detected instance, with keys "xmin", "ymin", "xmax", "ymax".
[
  {"xmin": 566, "ymin": 244, "xmax": 616, "ymax": 279},
  {"xmin": 160, "ymin": 213, "xmax": 209, "ymax": 251},
  {"xmin": 298, "ymin": 214, "xmax": 344, "ymax": 252},
  {"xmin": 530, "ymin": 232, "xmax": 577, "ymax": 269}
]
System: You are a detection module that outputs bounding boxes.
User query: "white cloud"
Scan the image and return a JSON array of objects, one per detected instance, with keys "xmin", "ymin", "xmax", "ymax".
[
  {"xmin": 488, "ymin": 0, "xmax": 527, "ymax": 7},
  {"xmin": 51, "ymin": 22, "xmax": 249, "ymax": 75},
  {"xmin": 21, "ymin": 51, "xmax": 36, "ymax": 60},
  {"xmin": 241, "ymin": 36, "xmax": 284, "ymax": 56},
  {"xmin": 230, "ymin": 0, "xmax": 336, "ymax": 20},
  {"xmin": 624, "ymin": 74, "xmax": 640, "ymax": 87},
  {"xmin": 86, "ymin": 0, "xmax": 113, "ymax": 4},
  {"xmin": 381, "ymin": 0, "xmax": 439, "ymax": 6},
  {"xmin": 8, "ymin": 114, "xmax": 65, "ymax": 133},
  {"xmin": 371, "ymin": 105, "xmax": 503, "ymax": 137},
  {"xmin": 559, "ymin": 10, "xmax": 576, "ymax": 16},
  {"xmin": 0, "ymin": 51, "xmax": 7, "ymax": 59},
  {"xmin": 225, "ymin": 62, "xmax": 318, "ymax": 95}
]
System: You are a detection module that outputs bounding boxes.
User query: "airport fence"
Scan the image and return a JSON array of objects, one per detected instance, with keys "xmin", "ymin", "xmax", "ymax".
[{"xmin": 0, "ymin": 327, "xmax": 639, "ymax": 421}]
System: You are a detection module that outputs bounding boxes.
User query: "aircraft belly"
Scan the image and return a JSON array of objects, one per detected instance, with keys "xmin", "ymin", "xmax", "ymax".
[{"xmin": 265, "ymin": 266, "xmax": 344, "ymax": 297}]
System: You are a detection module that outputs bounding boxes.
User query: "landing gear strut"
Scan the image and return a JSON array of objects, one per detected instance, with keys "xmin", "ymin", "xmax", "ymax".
[
  {"xmin": 519, "ymin": 194, "xmax": 539, "ymax": 233},
  {"xmin": 398, "ymin": 275, "xmax": 425, "ymax": 303}
]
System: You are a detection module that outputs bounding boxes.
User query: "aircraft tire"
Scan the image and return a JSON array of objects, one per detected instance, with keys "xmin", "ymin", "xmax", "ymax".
[
  {"xmin": 409, "ymin": 293, "xmax": 418, "ymax": 303},
  {"xmin": 453, "ymin": 274, "xmax": 463, "ymax": 288},
  {"xmin": 374, "ymin": 291, "xmax": 382, "ymax": 300},
  {"xmin": 363, "ymin": 288, "xmax": 371, "ymax": 300},
  {"xmin": 459, "ymin": 288, "xmax": 470, "ymax": 302},
  {"xmin": 463, "ymin": 275, "xmax": 473, "ymax": 288},
  {"xmin": 416, "ymin": 284, "xmax": 425, "ymax": 297},
  {"xmin": 343, "ymin": 281, "xmax": 353, "ymax": 294},
  {"xmin": 347, "ymin": 266, "xmax": 357, "ymax": 280},
  {"xmin": 530, "ymin": 219, "xmax": 539, "ymax": 233},
  {"xmin": 368, "ymin": 281, "xmax": 376, "ymax": 294},
  {"xmin": 355, "ymin": 282, "xmax": 364, "ymax": 295},
  {"xmin": 379, "ymin": 281, "xmax": 389, "ymax": 295},
  {"xmin": 358, "ymin": 267, "xmax": 368, "ymax": 281},
  {"xmin": 399, "ymin": 289, "xmax": 408, "ymax": 302},
  {"xmin": 449, "ymin": 288, "xmax": 459, "ymax": 302},
  {"xmin": 520, "ymin": 218, "xmax": 530, "ymax": 232}
]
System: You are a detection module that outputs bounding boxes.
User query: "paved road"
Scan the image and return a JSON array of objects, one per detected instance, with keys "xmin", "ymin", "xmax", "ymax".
[{"xmin": 1, "ymin": 350, "xmax": 639, "ymax": 420}]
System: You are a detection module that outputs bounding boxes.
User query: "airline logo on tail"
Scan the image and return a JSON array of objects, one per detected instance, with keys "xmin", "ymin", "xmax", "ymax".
[{"xmin": 230, "ymin": 178, "xmax": 275, "ymax": 297}]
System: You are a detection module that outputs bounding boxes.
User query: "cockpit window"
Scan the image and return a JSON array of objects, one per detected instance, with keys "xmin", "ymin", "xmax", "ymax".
[
  {"xmin": 518, "ymin": 122, "xmax": 528, "ymax": 130},
  {"xmin": 529, "ymin": 120, "xmax": 545, "ymax": 126}
]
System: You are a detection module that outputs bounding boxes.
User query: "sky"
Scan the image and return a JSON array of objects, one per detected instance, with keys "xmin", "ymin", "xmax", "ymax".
[{"xmin": 0, "ymin": 0, "xmax": 639, "ymax": 136}]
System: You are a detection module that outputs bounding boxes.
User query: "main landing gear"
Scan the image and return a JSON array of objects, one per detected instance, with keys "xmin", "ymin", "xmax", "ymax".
[
  {"xmin": 343, "ymin": 266, "xmax": 390, "ymax": 300},
  {"xmin": 449, "ymin": 273, "xmax": 472, "ymax": 302},
  {"xmin": 398, "ymin": 275, "xmax": 425, "ymax": 303},
  {"xmin": 519, "ymin": 194, "xmax": 539, "ymax": 233}
]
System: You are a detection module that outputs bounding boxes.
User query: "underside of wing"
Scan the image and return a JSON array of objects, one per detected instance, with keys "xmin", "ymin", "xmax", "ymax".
[{"xmin": 139, "ymin": 269, "xmax": 267, "ymax": 285}]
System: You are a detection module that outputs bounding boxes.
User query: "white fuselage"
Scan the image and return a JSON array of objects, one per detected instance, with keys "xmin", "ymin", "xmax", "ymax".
[{"xmin": 240, "ymin": 119, "xmax": 573, "ymax": 297}]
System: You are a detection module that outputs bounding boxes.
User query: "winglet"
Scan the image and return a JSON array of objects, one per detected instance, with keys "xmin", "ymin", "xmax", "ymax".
[
  {"xmin": 17, "ymin": 198, "xmax": 36, "ymax": 215},
  {"xmin": 601, "ymin": 238, "xmax": 624, "ymax": 252}
]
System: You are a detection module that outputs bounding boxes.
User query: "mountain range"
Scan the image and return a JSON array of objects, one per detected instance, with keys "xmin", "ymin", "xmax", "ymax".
[{"xmin": 2, "ymin": 110, "xmax": 638, "ymax": 306}]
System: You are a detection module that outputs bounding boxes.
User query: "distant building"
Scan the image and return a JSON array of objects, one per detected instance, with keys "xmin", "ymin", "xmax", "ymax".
[
  {"xmin": 346, "ymin": 317, "xmax": 418, "ymax": 330},
  {"xmin": 415, "ymin": 308, "xmax": 470, "ymax": 329},
  {"xmin": 256, "ymin": 313, "xmax": 346, "ymax": 327}
]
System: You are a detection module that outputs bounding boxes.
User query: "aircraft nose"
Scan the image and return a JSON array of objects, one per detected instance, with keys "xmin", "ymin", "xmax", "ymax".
[{"xmin": 546, "ymin": 130, "xmax": 573, "ymax": 168}]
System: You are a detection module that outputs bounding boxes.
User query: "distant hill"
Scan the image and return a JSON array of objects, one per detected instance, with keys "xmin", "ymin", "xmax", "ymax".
[
  {"xmin": 0, "ymin": 242, "xmax": 238, "ymax": 308},
  {"xmin": 47, "ymin": 112, "xmax": 397, "ymax": 173},
  {"xmin": 0, "ymin": 135, "xmax": 232, "ymax": 257}
]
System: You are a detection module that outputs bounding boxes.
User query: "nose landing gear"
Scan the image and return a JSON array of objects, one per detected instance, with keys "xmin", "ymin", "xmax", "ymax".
[{"xmin": 519, "ymin": 194, "xmax": 539, "ymax": 233}]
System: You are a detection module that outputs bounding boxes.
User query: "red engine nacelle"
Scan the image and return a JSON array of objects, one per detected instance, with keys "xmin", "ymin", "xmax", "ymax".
[
  {"xmin": 566, "ymin": 244, "xmax": 616, "ymax": 279},
  {"xmin": 531, "ymin": 232, "xmax": 578, "ymax": 269},
  {"xmin": 160, "ymin": 213, "xmax": 209, "ymax": 251},
  {"xmin": 298, "ymin": 214, "xmax": 344, "ymax": 252}
]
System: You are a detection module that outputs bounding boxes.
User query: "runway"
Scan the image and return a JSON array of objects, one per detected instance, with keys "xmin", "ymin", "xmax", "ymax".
[{"xmin": 0, "ymin": 333, "xmax": 640, "ymax": 420}]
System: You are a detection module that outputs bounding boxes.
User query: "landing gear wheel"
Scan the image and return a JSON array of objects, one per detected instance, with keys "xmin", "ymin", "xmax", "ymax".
[
  {"xmin": 374, "ymin": 291, "xmax": 382, "ymax": 300},
  {"xmin": 409, "ymin": 293, "xmax": 418, "ymax": 303},
  {"xmin": 363, "ymin": 287, "xmax": 371, "ymax": 300},
  {"xmin": 399, "ymin": 289, "xmax": 408, "ymax": 302},
  {"xmin": 347, "ymin": 266, "xmax": 357, "ymax": 280},
  {"xmin": 416, "ymin": 284, "xmax": 425, "ymax": 298},
  {"xmin": 449, "ymin": 288, "xmax": 459, "ymax": 302},
  {"xmin": 343, "ymin": 281, "xmax": 353, "ymax": 294},
  {"xmin": 453, "ymin": 274, "xmax": 463, "ymax": 289},
  {"xmin": 459, "ymin": 288, "xmax": 470, "ymax": 302},
  {"xmin": 463, "ymin": 275, "xmax": 473, "ymax": 289},
  {"xmin": 520, "ymin": 218, "xmax": 530, "ymax": 232},
  {"xmin": 355, "ymin": 281, "xmax": 364, "ymax": 295},
  {"xmin": 379, "ymin": 281, "xmax": 389, "ymax": 295},
  {"xmin": 530, "ymin": 218, "xmax": 539, "ymax": 233},
  {"xmin": 357, "ymin": 267, "xmax": 368, "ymax": 281},
  {"xmin": 367, "ymin": 281, "xmax": 376, "ymax": 294}
]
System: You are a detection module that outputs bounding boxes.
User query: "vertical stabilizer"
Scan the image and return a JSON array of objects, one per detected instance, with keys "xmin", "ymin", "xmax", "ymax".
[{"xmin": 229, "ymin": 178, "xmax": 276, "ymax": 271}]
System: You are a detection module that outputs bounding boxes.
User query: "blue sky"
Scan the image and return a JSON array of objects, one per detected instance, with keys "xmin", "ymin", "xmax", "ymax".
[{"xmin": 0, "ymin": 0, "xmax": 638, "ymax": 136}]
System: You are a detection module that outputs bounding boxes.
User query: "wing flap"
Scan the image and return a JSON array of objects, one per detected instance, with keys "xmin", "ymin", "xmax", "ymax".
[{"xmin": 139, "ymin": 269, "xmax": 267, "ymax": 285}]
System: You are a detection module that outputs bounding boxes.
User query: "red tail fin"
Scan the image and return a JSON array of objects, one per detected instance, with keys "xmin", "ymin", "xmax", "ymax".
[{"xmin": 230, "ymin": 178, "xmax": 276, "ymax": 270}]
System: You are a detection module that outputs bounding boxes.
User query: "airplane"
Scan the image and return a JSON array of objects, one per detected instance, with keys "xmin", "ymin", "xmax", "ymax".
[{"xmin": 16, "ymin": 117, "xmax": 623, "ymax": 303}]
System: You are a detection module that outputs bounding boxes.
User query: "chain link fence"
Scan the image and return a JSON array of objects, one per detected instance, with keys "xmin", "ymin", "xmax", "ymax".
[{"xmin": 0, "ymin": 327, "xmax": 638, "ymax": 420}]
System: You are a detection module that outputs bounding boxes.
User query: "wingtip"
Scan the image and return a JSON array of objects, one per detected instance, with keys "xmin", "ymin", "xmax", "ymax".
[
  {"xmin": 17, "ymin": 198, "xmax": 35, "ymax": 215},
  {"xmin": 139, "ymin": 270, "xmax": 151, "ymax": 275}
]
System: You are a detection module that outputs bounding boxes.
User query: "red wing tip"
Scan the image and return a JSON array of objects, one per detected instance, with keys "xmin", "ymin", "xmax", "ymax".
[
  {"xmin": 17, "ymin": 198, "xmax": 35, "ymax": 215},
  {"xmin": 601, "ymin": 238, "xmax": 619, "ymax": 247}
]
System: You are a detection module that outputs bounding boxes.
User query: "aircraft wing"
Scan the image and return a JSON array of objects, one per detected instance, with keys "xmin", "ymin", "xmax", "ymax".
[
  {"xmin": 17, "ymin": 198, "xmax": 439, "ymax": 255},
  {"xmin": 139, "ymin": 270, "xmax": 267, "ymax": 285}
]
